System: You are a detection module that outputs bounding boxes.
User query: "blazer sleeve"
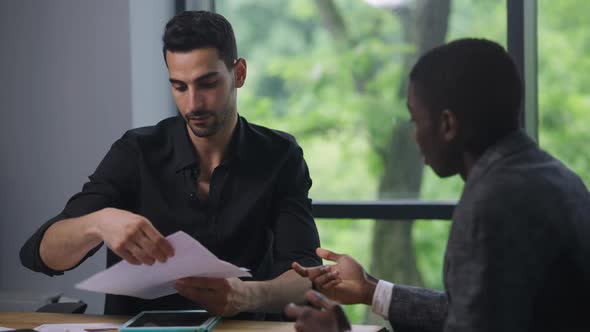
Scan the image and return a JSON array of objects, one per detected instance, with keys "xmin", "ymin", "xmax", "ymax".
[
  {"xmin": 443, "ymin": 181, "xmax": 556, "ymax": 332},
  {"xmin": 388, "ymin": 284, "xmax": 448, "ymax": 332}
]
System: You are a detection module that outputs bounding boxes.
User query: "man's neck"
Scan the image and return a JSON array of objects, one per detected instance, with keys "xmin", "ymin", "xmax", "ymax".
[
  {"xmin": 459, "ymin": 152, "xmax": 481, "ymax": 181},
  {"xmin": 188, "ymin": 113, "xmax": 238, "ymax": 177}
]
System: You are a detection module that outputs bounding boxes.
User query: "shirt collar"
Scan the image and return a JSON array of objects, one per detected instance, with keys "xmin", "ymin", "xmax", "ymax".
[
  {"xmin": 225, "ymin": 114, "xmax": 250, "ymax": 163},
  {"xmin": 465, "ymin": 129, "xmax": 536, "ymax": 186},
  {"xmin": 173, "ymin": 115, "xmax": 251, "ymax": 172}
]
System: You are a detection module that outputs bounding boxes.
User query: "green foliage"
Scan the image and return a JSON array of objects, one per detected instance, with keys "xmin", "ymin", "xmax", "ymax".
[
  {"xmin": 538, "ymin": 0, "xmax": 590, "ymax": 186},
  {"xmin": 412, "ymin": 220, "xmax": 451, "ymax": 290},
  {"xmin": 315, "ymin": 218, "xmax": 374, "ymax": 322},
  {"xmin": 218, "ymin": 0, "xmax": 588, "ymax": 324},
  {"xmin": 218, "ymin": 0, "xmax": 500, "ymax": 323},
  {"xmin": 447, "ymin": 0, "xmax": 506, "ymax": 44}
]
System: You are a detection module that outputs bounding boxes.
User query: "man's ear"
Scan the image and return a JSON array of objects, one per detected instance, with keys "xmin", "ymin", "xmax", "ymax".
[
  {"xmin": 234, "ymin": 58, "xmax": 247, "ymax": 88},
  {"xmin": 440, "ymin": 109, "xmax": 458, "ymax": 142}
]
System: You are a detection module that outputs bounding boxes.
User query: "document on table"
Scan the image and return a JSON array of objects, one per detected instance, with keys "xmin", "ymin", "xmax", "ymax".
[
  {"xmin": 76, "ymin": 231, "xmax": 251, "ymax": 299},
  {"xmin": 34, "ymin": 323, "xmax": 119, "ymax": 332},
  {"xmin": 0, "ymin": 327, "xmax": 13, "ymax": 331}
]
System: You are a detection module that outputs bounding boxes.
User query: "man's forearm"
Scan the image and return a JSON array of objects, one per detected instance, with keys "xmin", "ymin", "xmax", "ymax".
[
  {"xmin": 39, "ymin": 210, "xmax": 104, "ymax": 271},
  {"xmin": 238, "ymin": 269, "xmax": 311, "ymax": 313}
]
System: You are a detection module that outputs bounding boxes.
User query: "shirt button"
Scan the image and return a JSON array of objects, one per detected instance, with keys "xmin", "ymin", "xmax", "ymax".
[{"xmin": 189, "ymin": 192, "xmax": 196, "ymax": 199}]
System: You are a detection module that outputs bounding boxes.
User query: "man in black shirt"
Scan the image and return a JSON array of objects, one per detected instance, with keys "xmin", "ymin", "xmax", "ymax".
[{"xmin": 20, "ymin": 11, "xmax": 321, "ymax": 317}]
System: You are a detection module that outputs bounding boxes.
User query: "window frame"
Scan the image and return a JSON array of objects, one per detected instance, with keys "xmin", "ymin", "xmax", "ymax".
[{"xmin": 176, "ymin": 0, "xmax": 537, "ymax": 221}]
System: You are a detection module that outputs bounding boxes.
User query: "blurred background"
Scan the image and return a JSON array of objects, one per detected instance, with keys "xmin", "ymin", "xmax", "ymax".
[{"xmin": 1, "ymin": 0, "xmax": 586, "ymax": 327}]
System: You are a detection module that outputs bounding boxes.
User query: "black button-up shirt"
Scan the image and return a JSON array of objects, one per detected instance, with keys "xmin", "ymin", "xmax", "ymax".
[{"xmin": 20, "ymin": 115, "xmax": 321, "ymax": 315}]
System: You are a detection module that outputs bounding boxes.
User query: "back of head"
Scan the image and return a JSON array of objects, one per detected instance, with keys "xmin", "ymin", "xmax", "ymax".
[
  {"xmin": 162, "ymin": 10, "xmax": 237, "ymax": 69},
  {"xmin": 410, "ymin": 38, "xmax": 523, "ymax": 156}
]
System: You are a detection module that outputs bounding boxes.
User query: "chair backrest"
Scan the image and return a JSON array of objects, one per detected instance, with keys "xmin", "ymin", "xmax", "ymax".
[{"xmin": 36, "ymin": 302, "xmax": 87, "ymax": 314}]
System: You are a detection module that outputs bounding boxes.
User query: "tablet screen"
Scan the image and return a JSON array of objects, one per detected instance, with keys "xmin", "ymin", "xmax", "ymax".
[{"xmin": 127, "ymin": 312, "xmax": 212, "ymax": 327}]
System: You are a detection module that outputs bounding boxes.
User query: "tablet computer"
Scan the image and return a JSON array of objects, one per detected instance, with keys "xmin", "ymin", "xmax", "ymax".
[{"xmin": 119, "ymin": 310, "xmax": 220, "ymax": 332}]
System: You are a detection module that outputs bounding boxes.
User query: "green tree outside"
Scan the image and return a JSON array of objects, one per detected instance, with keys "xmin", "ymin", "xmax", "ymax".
[{"xmin": 218, "ymin": 0, "xmax": 586, "ymax": 324}]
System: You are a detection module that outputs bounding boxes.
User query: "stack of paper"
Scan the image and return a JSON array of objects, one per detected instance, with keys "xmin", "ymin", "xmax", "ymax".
[{"xmin": 76, "ymin": 231, "xmax": 251, "ymax": 299}]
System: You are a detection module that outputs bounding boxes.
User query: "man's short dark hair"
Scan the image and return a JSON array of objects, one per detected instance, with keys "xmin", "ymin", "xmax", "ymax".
[
  {"xmin": 409, "ymin": 38, "xmax": 523, "ymax": 156},
  {"xmin": 162, "ymin": 11, "xmax": 237, "ymax": 69}
]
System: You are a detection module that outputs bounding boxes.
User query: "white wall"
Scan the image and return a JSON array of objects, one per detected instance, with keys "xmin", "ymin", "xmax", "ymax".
[
  {"xmin": 0, "ymin": 0, "xmax": 174, "ymax": 314},
  {"xmin": 130, "ymin": 0, "xmax": 176, "ymax": 128}
]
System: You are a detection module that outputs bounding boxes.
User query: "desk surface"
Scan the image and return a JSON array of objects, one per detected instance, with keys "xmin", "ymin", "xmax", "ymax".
[{"xmin": 0, "ymin": 312, "xmax": 386, "ymax": 332}]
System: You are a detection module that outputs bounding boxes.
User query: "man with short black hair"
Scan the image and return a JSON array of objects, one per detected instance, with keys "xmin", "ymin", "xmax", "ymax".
[
  {"xmin": 287, "ymin": 38, "xmax": 590, "ymax": 331},
  {"xmin": 21, "ymin": 11, "xmax": 321, "ymax": 318}
]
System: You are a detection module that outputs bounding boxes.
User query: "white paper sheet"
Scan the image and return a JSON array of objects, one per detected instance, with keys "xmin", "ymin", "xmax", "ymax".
[
  {"xmin": 76, "ymin": 231, "xmax": 251, "ymax": 299},
  {"xmin": 34, "ymin": 323, "xmax": 119, "ymax": 332},
  {"xmin": 0, "ymin": 327, "xmax": 14, "ymax": 332}
]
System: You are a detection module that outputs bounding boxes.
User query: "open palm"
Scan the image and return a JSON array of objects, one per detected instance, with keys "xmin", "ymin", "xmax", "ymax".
[{"xmin": 293, "ymin": 248, "xmax": 376, "ymax": 305}]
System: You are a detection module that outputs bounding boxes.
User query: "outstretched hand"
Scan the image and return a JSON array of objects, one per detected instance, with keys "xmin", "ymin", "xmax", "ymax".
[
  {"xmin": 174, "ymin": 277, "xmax": 248, "ymax": 316},
  {"xmin": 293, "ymin": 248, "xmax": 377, "ymax": 305}
]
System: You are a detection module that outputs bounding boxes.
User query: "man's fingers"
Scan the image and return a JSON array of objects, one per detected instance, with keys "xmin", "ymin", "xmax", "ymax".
[
  {"xmin": 284, "ymin": 303, "xmax": 308, "ymax": 319},
  {"xmin": 294, "ymin": 263, "xmax": 329, "ymax": 279},
  {"xmin": 292, "ymin": 262, "xmax": 309, "ymax": 277},
  {"xmin": 285, "ymin": 305, "xmax": 322, "ymax": 332},
  {"xmin": 294, "ymin": 262, "xmax": 335, "ymax": 282},
  {"xmin": 301, "ymin": 291, "xmax": 351, "ymax": 332},
  {"xmin": 128, "ymin": 241, "xmax": 155, "ymax": 265},
  {"xmin": 322, "ymin": 278, "xmax": 342, "ymax": 289},
  {"xmin": 134, "ymin": 232, "xmax": 168, "ymax": 263},
  {"xmin": 305, "ymin": 290, "xmax": 337, "ymax": 310},
  {"xmin": 316, "ymin": 248, "xmax": 343, "ymax": 262},
  {"xmin": 315, "ymin": 270, "xmax": 339, "ymax": 288},
  {"xmin": 118, "ymin": 249, "xmax": 141, "ymax": 265},
  {"xmin": 140, "ymin": 223, "xmax": 175, "ymax": 257}
]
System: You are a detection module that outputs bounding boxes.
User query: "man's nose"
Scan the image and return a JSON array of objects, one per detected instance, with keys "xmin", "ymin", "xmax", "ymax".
[{"xmin": 187, "ymin": 89, "xmax": 204, "ymax": 111}]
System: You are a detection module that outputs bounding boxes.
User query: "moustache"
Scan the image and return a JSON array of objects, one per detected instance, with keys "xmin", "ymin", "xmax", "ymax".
[{"xmin": 186, "ymin": 111, "xmax": 214, "ymax": 119}]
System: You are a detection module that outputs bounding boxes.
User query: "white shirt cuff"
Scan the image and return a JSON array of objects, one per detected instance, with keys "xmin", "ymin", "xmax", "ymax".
[{"xmin": 371, "ymin": 280, "xmax": 394, "ymax": 319}]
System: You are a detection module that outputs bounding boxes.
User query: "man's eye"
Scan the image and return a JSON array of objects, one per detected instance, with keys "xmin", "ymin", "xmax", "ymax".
[
  {"xmin": 174, "ymin": 85, "xmax": 187, "ymax": 92},
  {"xmin": 199, "ymin": 81, "xmax": 218, "ymax": 89}
]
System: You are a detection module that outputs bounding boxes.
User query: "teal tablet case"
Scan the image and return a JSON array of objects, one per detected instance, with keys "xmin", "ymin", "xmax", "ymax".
[{"xmin": 119, "ymin": 310, "xmax": 220, "ymax": 332}]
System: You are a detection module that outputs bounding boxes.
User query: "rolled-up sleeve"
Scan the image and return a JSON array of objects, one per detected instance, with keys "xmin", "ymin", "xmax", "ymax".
[{"xmin": 20, "ymin": 134, "xmax": 138, "ymax": 276}]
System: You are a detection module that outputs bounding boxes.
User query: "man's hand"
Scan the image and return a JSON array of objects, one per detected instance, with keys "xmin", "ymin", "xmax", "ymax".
[
  {"xmin": 96, "ymin": 208, "xmax": 174, "ymax": 265},
  {"xmin": 293, "ymin": 248, "xmax": 377, "ymax": 305},
  {"xmin": 175, "ymin": 277, "xmax": 248, "ymax": 316},
  {"xmin": 284, "ymin": 290, "xmax": 352, "ymax": 332}
]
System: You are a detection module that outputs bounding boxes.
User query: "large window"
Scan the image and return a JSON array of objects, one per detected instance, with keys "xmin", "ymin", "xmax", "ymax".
[
  {"xmin": 538, "ymin": 0, "xmax": 590, "ymax": 186},
  {"xmin": 215, "ymin": 0, "xmax": 508, "ymax": 324}
]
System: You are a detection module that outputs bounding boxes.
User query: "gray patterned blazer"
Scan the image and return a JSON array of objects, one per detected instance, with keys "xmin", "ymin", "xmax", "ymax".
[{"xmin": 388, "ymin": 130, "xmax": 590, "ymax": 332}]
